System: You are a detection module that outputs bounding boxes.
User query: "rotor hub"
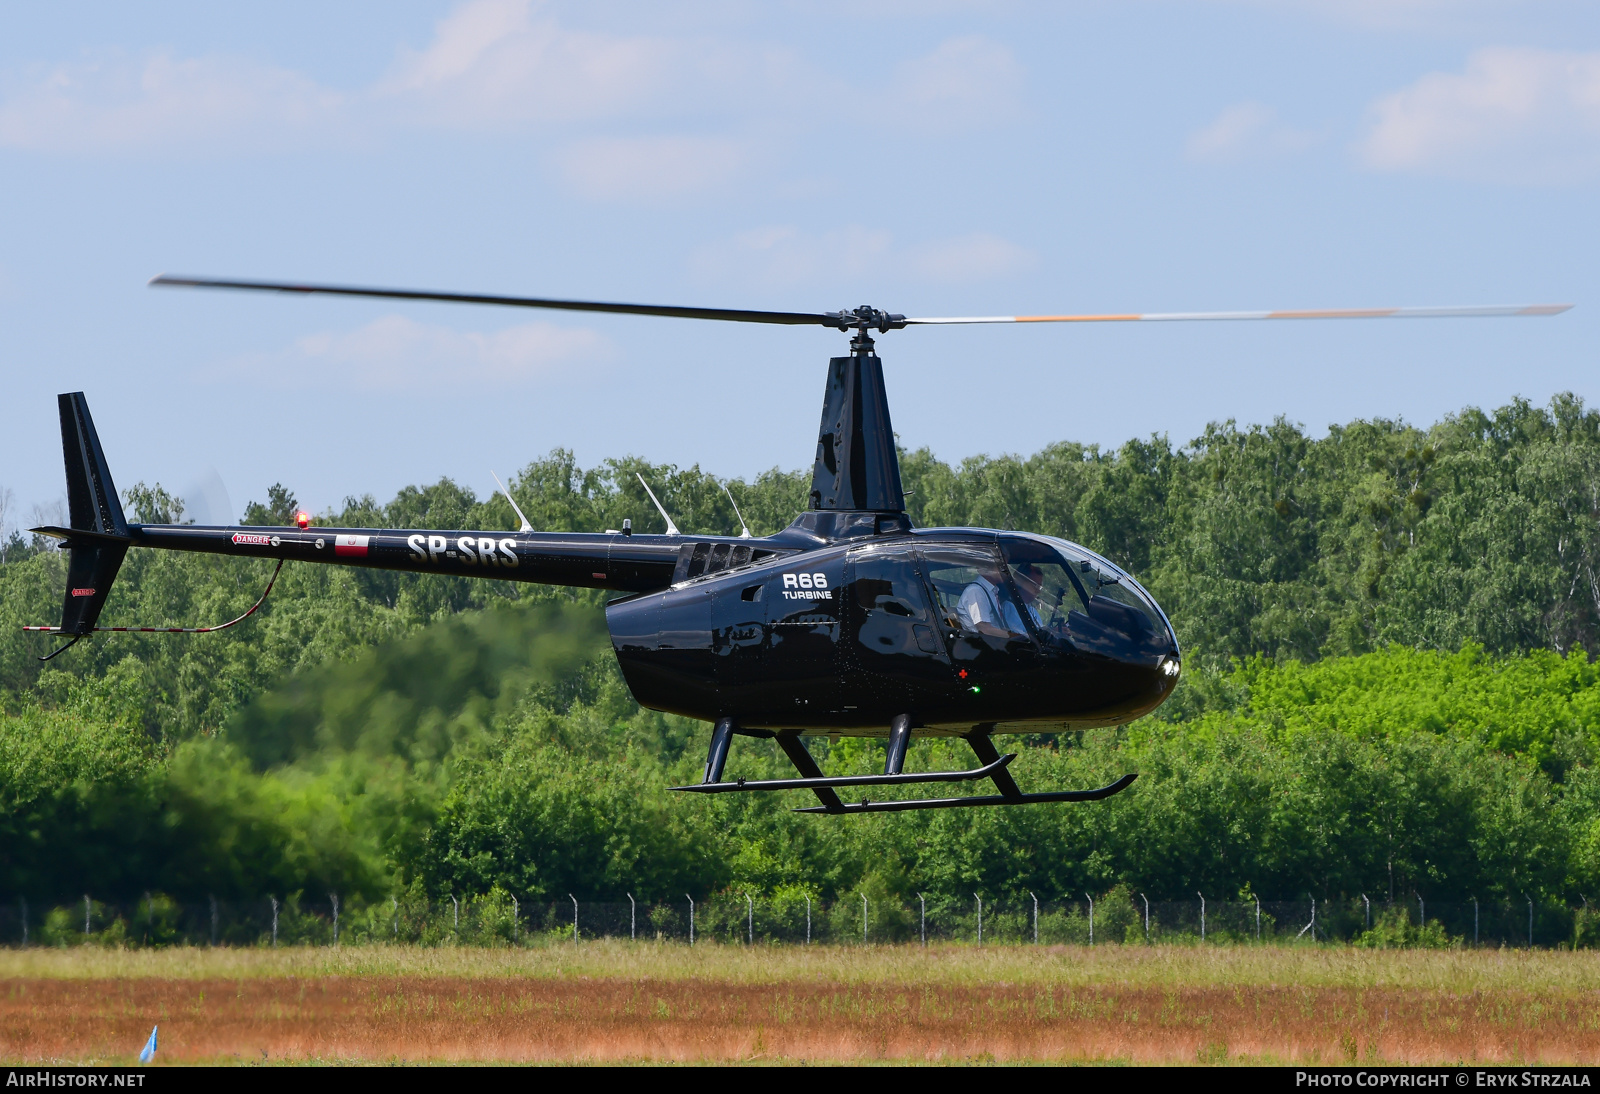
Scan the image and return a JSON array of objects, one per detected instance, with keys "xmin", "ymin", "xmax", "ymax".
[{"xmin": 826, "ymin": 305, "xmax": 907, "ymax": 355}]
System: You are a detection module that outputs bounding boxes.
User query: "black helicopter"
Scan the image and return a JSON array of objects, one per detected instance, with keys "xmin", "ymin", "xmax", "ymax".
[{"xmin": 29, "ymin": 279, "xmax": 1570, "ymax": 814}]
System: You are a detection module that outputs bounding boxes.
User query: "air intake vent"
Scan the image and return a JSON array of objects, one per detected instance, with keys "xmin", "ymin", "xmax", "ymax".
[{"xmin": 674, "ymin": 542, "xmax": 764, "ymax": 583}]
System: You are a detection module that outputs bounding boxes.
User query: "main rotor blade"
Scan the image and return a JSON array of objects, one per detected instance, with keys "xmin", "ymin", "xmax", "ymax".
[
  {"xmin": 906, "ymin": 304, "xmax": 1573, "ymax": 324},
  {"xmin": 149, "ymin": 275, "xmax": 840, "ymax": 327},
  {"xmin": 151, "ymin": 275, "xmax": 1572, "ymax": 330}
]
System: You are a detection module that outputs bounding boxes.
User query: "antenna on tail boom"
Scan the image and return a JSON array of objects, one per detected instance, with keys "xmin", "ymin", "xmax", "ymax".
[
  {"xmin": 723, "ymin": 484, "xmax": 753, "ymax": 539},
  {"xmin": 491, "ymin": 471, "xmax": 533, "ymax": 533},
  {"xmin": 636, "ymin": 474, "xmax": 681, "ymax": 536}
]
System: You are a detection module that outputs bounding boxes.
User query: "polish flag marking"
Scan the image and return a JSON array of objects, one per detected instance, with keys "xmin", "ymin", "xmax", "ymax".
[{"xmin": 334, "ymin": 534, "xmax": 370, "ymax": 557}]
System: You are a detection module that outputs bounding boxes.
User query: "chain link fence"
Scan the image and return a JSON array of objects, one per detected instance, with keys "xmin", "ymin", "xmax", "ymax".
[{"xmin": 2, "ymin": 892, "xmax": 1597, "ymax": 948}]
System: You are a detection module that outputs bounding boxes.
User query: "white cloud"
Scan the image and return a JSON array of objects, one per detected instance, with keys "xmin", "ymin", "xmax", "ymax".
[
  {"xmin": 1219, "ymin": 1, "xmax": 1542, "ymax": 34},
  {"xmin": 1186, "ymin": 101, "xmax": 1317, "ymax": 162},
  {"xmin": 555, "ymin": 134, "xmax": 748, "ymax": 202},
  {"xmin": 1358, "ymin": 47, "xmax": 1600, "ymax": 183},
  {"xmin": 0, "ymin": 1, "xmax": 680, "ymax": 152},
  {"xmin": 690, "ymin": 225, "xmax": 1034, "ymax": 289},
  {"xmin": 217, "ymin": 315, "xmax": 613, "ymax": 391},
  {"xmin": 380, "ymin": 0, "xmax": 681, "ymax": 128},
  {"xmin": 691, "ymin": 225, "xmax": 894, "ymax": 290},
  {"xmin": 0, "ymin": 51, "xmax": 345, "ymax": 152},
  {"xmin": 0, "ymin": 2, "xmax": 1027, "ymax": 215},
  {"xmin": 887, "ymin": 35, "xmax": 1024, "ymax": 132},
  {"xmin": 905, "ymin": 232, "xmax": 1036, "ymax": 283},
  {"xmin": 0, "ymin": 3, "xmax": 1023, "ymax": 158}
]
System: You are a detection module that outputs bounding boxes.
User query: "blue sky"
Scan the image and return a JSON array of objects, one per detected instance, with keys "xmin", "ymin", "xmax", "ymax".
[{"xmin": 3, "ymin": 1, "xmax": 1598, "ymax": 527}]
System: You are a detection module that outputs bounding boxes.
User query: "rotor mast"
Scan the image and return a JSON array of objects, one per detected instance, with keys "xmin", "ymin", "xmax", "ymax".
[{"xmin": 808, "ymin": 306, "xmax": 908, "ymax": 517}]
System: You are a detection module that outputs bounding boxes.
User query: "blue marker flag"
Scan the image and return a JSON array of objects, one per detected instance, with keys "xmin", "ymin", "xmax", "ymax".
[{"xmin": 138, "ymin": 1025, "xmax": 157, "ymax": 1063}]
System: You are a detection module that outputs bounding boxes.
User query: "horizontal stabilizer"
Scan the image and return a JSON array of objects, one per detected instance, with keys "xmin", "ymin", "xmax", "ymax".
[{"xmin": 30, "ymin": 525, "xmax": 131, "ymax": 546}]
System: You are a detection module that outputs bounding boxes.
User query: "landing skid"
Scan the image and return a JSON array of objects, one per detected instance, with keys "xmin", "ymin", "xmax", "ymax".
[
  {"xmin": 793, "ymin": 774, "xmax": 1138, "ymax": 814},
  {"xmin": 670, "ymin": 753, "xmax": 1017, "ymax": 795},
  {"xmin": 675, "ymin": 716, "xmax": 1137, "ymax": 814}
]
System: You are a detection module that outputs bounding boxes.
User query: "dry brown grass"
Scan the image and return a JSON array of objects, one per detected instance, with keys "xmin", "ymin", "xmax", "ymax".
[{"xmin": 0, "ymin": 943, "xmax": 1597, "ymax": 1064}]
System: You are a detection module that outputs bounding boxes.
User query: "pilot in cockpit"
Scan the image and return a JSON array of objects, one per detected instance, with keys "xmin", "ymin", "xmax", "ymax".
[{"xmin": 958, "ymin": 562, "xmax": 1043, "ymax": 639}]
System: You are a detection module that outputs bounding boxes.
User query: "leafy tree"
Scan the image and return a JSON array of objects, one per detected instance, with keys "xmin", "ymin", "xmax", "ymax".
[
  {"xmin": 4, "ymin": 393, "xmax": 1600, "ymax": 906},
  {"xmin": 122, "ymin": 482, "xmax": 184, "ymax": 525},
  {"xmin": 242, "ymin": 483, "xmax": 298, "ymax": 526}
]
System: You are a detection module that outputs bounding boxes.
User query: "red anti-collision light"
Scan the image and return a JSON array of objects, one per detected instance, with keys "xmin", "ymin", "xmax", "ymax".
[{"xmin": 295, "ymin": 511, "xmax": 311, "ymax": 529}]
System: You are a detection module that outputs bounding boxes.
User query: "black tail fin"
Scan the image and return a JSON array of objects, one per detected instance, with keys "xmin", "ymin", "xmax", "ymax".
[
  {"xmin": 35, "ymin": 393, "xmax": 131, "ymax": 635},
  {"xmin": 809, "ymin": 351, "xmax": 906, "ymax": 512}
]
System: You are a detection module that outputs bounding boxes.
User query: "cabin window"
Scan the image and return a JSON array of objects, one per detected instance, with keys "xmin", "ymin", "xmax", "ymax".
[
  {"xmin": 847, "ymin": 550, "xmax": 937, "ymax": 659},
  {"xmin": 920, "ymin": 546, "xmax": 1033, "ymax": 640}
]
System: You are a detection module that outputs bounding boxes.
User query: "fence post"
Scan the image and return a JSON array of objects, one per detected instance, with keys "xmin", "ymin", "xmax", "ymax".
[
  {"xmin": 270, "ymin": 897, "xmax": 279, "ymax": 948},
  {"xmin": 1255, "ymin": 896, "xmax": 1261, "ymax": 941},
  {"xmin": 919, "ymin": 893, "xmax": 925, "ymax": 948},
  {"xmin": 805, "ymin": 895, "xmax": 811, "ymax": 945},
  {"xmin": 1197, "ymin": 893, "xmax": 1205, "ymax": 942},
  {"xmin": 330, "ymin": 893, "xmax": 339, "ymax": 945},
  {"xmin": 861, "ymin": 893, "xmax": 868, "ymax": 945},
  {"xmin": 1417, "ymin": 893, "xmax": 1424, "ymax": 930},
  {"xmin": 1362, "ymin": 893, "xmax": 1370, "ymax": 930},
  {"xmin": 1473, "ymin": 898, "xmax": 1478, "ymax": 946},
  {"xmin": 451, "ymin": 894, "xmax": 459, "ymax": 937},
  {"xmin": 1087, "ymin": 893, "xmax": 1095, "ymax": 946},
  {"xmin": 687, "ymin": 895, "xmax": 694, "ymax": 946},
  {"xmin": 570, "ymin": 893, "xmax": 579, "ymax": 944},
  {"xmin": 512, "ymin": 896, "xmax": 519, "ymax": 943},
  {"xmin": 627, "ymin": 893, "xmax": 635, "ymax": 941},
  {"xmin": 392, "ymin": 896, "xmax": 399, "ymax": 940},
  {"xmin": 210, "ymin": 894, "xmax": 218, "ymax": 947},
  {"xmin": 1297, "ymin": 901, "xmax": 1316, "ymax": 941},
  {"xmin": 83, "ymin": 894, "xmax": 90, "ymax": 937},
  {"xmin": 1527, "ymin": 894, "xmax": 1533, "ymax": 948},
  {"xmin": 975, "ymin": 893, "xmax": 983, "ymax": 945},
  {"xmin": 1140, "ymin": 893, "xmax": 1149, "ymax": 943},
  {"xmin": 746, "ymin": 893, "xmax": 753, "ymax": 945},
  {"xmin": 1030, "ymin": 892, "xmax": 1038, "ymax": 945}
]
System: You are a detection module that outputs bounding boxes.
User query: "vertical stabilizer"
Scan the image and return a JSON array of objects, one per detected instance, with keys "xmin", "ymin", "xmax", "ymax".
[
  {"xmin": 60, "ymin": 392, "xmax": 128, "ymax": 537},
  {"xmin": 47, "ymin": 394, "xmax": 130, "ymax": 635}
]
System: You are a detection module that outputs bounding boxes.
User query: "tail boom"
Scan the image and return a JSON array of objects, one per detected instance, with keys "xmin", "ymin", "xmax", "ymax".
[{"xmin": 127, "ymin": 523, "xmax": 692, "ymax": 593}]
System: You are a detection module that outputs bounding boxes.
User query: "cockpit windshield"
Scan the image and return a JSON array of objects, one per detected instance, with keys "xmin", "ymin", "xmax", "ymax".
[{"xmin": 998, "ymin": 535, "xmax": 1174, "ymax": 663}]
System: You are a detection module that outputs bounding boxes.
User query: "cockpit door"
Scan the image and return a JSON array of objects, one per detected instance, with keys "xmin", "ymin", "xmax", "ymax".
[
  {"xmin": 917, "ymin": 543, "xmax": 1040, "ymax": 696},
  {"xmin": 841, "ymin": 543, "xmax": 952, "ymax": 710},
  {"xmin": 759, "ymin": 554, "xmax": 846, "ymax": 719}
]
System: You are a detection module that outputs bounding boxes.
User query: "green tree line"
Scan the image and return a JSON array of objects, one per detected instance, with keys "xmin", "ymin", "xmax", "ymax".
[{"xmin": 3, "ymin": 394, "xmax": 1600, "ymax": 909}]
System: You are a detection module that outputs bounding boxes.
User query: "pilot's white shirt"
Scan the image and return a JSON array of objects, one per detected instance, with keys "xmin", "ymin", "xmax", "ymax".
[{"xmin": 957, "ymin": 576, "xmax": 1035, "ymax": 636}]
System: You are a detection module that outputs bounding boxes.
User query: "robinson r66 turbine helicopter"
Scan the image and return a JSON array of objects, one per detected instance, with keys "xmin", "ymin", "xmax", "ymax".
[{"xmin": 29, "ymin": 278, "xmax": 1571, "ymax": 813}]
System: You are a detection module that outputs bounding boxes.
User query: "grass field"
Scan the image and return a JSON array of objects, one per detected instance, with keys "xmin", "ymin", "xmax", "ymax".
[{"xmin": 1, "ymin": 943, "xmax": 1597, "ymax": 1065}]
